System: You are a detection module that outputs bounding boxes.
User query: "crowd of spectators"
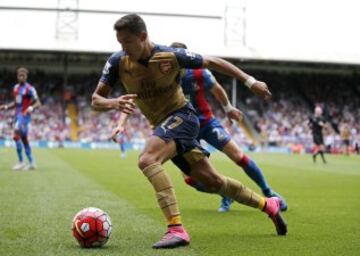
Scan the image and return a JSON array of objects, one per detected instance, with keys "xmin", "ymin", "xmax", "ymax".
[
  {"xmin": 235, "ymin": 71, "xmax": 360, "ymax": 153},
  {"xmin": 0, "ymin": 68, "xmax": 359, "ymax": 154}
]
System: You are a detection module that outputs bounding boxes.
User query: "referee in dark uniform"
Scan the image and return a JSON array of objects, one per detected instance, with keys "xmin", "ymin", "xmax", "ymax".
[{"xmin": 309, "ymin": 106, "xmax": 327, "ymax": 164}]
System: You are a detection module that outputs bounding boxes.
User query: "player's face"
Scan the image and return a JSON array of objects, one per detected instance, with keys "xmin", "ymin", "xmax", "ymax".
[
  {"xmin": 315, "ymin": 107, "xmax": 322, "ymax": 116},
  {"xmin": 17, "ymin": 72, "xmax": 27, "ymax": 84},
  {"xmin": 116, "ymin": 29, "xmax": 146, "ymax": 61}
]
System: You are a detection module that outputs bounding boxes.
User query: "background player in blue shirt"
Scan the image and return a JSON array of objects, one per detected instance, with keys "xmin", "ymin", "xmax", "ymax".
[
  {"xmin": 170, "ymin": 42, "xmax": 287, "ymax": 212},
  {"xmin": 0, "ymin": 67, "xmax": 41, "ymax": 170}
]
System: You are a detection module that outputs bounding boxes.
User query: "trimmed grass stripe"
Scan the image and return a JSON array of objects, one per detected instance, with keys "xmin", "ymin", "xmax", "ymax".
[{"xmin": 1, "ymin": 148, "xmax": 360, "ymax": 255}]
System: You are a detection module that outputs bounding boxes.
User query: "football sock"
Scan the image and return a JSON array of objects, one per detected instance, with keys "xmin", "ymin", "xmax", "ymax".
[
  {"xmin": 15, "ymin": 139, "xmax": 23, "ymax": 162},
  {"xmin": 237, "ymin": 155, "xmax": 270, "ymax": 192},
  {"xmin": 312, "ymin": 153, "xmax": 317, "ymax": 163},
  {"xmin": 219, "ymin": 176, "xmax": 265, "ymax": 209},
  {"xmin": 168, "ymin": 215, "xmax": 182, "ymax": 226},
  {"xmin": 319, "ymin": 151, "xmax": 326, "ymax": 163},
  {"xmin": 22, "ymin": 136, "xmax": 33, "ymax": 164},
  {"xmin": 142, "ymin": 163, "xmax": 181, "ymax": 224}
]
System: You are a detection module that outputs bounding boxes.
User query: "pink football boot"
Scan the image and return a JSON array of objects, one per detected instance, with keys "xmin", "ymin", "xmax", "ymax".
[
  {"xmin": 152, "ymin": 225, "xmax": 190, "ymax": 249},
  {"xmin": 264, "ymin": 197, "xmax": 288, "ymax": 235}
]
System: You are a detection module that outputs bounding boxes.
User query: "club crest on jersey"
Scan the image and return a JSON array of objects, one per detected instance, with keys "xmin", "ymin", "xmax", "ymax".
[{"xmin": 159, "ymin": 61, "xmax": 172, "ymax": 74}]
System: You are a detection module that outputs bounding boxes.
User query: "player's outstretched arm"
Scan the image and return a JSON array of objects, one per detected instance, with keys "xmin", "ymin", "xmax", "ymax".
[
  {"xmin": 210, "ymin": 82, "xmax": 243, "ymax": 123},
  {"xmin": 111, "ymin": 112, "xmax": 130, "ymax": 142},
  {"xmin": 202, "ymin": 56, "xmax": 272, "ymax": 100},
  {"xmin": 91, "ymin": 81, "xmax": 137, "ymax": 113},
  {"xmin": 0, "ymin": 101, "xmax": 15, "ymax": 111}
]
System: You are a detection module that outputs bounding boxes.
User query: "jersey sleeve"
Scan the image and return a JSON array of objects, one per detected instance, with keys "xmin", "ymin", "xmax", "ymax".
[
  {"xmin": 171, "ymin": 48, "xmax": 203, "ymax": 69},
  {"xmin": 202, "ymin": 69, "xmax": 217, "ymax": 91},
  {"xmin": 99, "ymin": 51, "xmax": 123, "ymax": 87}
]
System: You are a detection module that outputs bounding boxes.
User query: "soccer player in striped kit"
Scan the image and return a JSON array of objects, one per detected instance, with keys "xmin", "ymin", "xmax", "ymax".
[
  {"xmin": 0, "ymin": 67, "xmax": 41, "ymax": 170},
  {"xmin": 169, "ymin": 42, "xmax": 287, "ymax": 212}
]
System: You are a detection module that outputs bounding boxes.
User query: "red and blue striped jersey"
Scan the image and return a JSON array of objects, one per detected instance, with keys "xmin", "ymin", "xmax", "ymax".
[
  {"xmin": 13, "ymin": 82, "xmax": 38, "ymax": 116},
  {"xmin": 180, "ymin": 69, "xmax": 217, "ymax": 127}
]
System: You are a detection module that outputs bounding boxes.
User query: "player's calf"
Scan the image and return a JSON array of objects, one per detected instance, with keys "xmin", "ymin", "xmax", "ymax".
[{"xmin": 218, "ymin": 176, "xmax": 288, "ymax": 235}]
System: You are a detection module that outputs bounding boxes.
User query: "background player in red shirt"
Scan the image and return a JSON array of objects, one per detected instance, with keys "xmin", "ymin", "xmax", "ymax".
[
  {"xmin": 0, "ymin": 67, "xmax": 41, "ymax": 170},
  {"xmin": 169, "ymin": 42, "xmax": 287, "ymax": 212}
]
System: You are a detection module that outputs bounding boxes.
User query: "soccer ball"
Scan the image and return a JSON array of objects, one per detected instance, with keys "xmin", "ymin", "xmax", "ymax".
[{"xmin": 72, "ymin": 207, "xmax": 112, "ymax": 248}]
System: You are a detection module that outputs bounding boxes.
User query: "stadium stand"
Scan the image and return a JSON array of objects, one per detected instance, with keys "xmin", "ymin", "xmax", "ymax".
[{"xmin": 0, "ymin": 66, "xmax": 359, "ymax": 154}]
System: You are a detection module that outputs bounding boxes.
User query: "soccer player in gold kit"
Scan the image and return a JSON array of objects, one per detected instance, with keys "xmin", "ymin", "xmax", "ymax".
[
  {"xmin": 340, "ymin": 121, "xmax": 351, "ymax": 155},
  {"xmin": 91, "ymin": 14, "xmax": 287, "ymax": 249}
]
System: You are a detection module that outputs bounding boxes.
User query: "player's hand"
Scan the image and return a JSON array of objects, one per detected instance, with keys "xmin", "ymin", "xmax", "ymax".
[
  {"xmin": 111, "ymin": 125, "xmax": 125, "ymax": 143},
  {"xmin": 112, "ymin": 94, "xmax": 137, "ymax": 114},
  {"xmin": 23, "ymin": 106, "xmax": 34, "ymax": 115},
  {"xmin": 250, "ymin": 81, "xmax": 272, "ymax": 100},
  {"xmin": 227, "ymin": 107, "xmax": 244, "ymax": 123}
]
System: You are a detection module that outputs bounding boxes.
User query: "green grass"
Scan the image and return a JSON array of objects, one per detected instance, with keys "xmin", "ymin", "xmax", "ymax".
[{"xmin": 0, "ymin": 148, "xmax": 360, "ymax": 256}]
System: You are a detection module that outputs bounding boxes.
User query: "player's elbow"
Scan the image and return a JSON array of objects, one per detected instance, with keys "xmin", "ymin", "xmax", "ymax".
[{"xmin": 91, "ymin": 94, "xmax": 100, "ymax": 110}]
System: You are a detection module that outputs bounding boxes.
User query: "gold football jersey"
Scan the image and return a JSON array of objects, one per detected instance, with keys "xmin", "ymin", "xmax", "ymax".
[
  {"xmin": 119, "ymin": 52, "xmax": 186, "ymax": 126},
  {"xmin": 100, "ymin": 44, "xmax": 203, "ymax": 126}
]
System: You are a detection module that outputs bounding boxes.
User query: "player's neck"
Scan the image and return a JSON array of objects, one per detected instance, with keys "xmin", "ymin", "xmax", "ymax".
[{"xmin": 139, "ymin": 41, "xmax": 155, "ymax": 60}]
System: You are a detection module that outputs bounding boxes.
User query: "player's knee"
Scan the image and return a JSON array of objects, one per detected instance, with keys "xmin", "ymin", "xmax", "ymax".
[
  {"xmin": 229, "ymin": 151, "xmax": 245, "ymax": 165},
  {"xmin": 21, "ymin": 136, "xmax": 29, "ymax": 146},
  {"xmin": 138, "ymin": 153, "xmax": 157, "ymax": 170}
]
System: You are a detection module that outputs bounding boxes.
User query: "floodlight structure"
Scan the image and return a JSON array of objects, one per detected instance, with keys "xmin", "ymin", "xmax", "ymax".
[
  {"xmin": 224, "ymin": 0, "xmax": 247, "ymax": 47},
  {"xmin": 55, "ymin": 0, "xmax": 79, "ymax": 41}
]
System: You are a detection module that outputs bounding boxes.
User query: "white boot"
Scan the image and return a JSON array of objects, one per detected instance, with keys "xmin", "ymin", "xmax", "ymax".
[
  {"xmin": 24, "ymin": 163, "xmax": 37, "ymax": 171},
  {"xmin": 12, "ymin": 162, "xmax": 26, "ymax": 171}
]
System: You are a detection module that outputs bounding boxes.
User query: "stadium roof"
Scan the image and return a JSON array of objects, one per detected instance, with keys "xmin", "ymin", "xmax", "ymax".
[{"xmin": 1, "ymin": 0, "xmax": 360, "ymax": 65}]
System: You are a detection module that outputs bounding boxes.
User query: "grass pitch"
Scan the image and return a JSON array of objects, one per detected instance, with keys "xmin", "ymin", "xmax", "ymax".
[{"xmin": 0, "ymin": 148, "xmax": 359, "ymax": 256}]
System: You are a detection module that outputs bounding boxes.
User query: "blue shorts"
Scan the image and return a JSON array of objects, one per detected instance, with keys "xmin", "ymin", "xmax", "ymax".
[
  {"xmin": 198, "ymin": 118, "xmax": 231, "ymax": 151},
  {"xmin": 153, "ymin": 104, "xmax": 210, "ymax": 175},
  {"xmin": 14, "ymin": 114, "xmax": 30, "ymax": 136}
]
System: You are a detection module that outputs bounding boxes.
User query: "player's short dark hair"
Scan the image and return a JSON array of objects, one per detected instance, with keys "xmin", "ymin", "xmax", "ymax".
[
  {"xmin": 170, "ymin": 42, "xmax": 188, "ymax": 49},
  {"xmin": 16, "ymin": 67, "xmax": 29, "ymax": 75},
  {"xmin": 114, "ymin": 14, "xmax": 147, "ymax": 34}
]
